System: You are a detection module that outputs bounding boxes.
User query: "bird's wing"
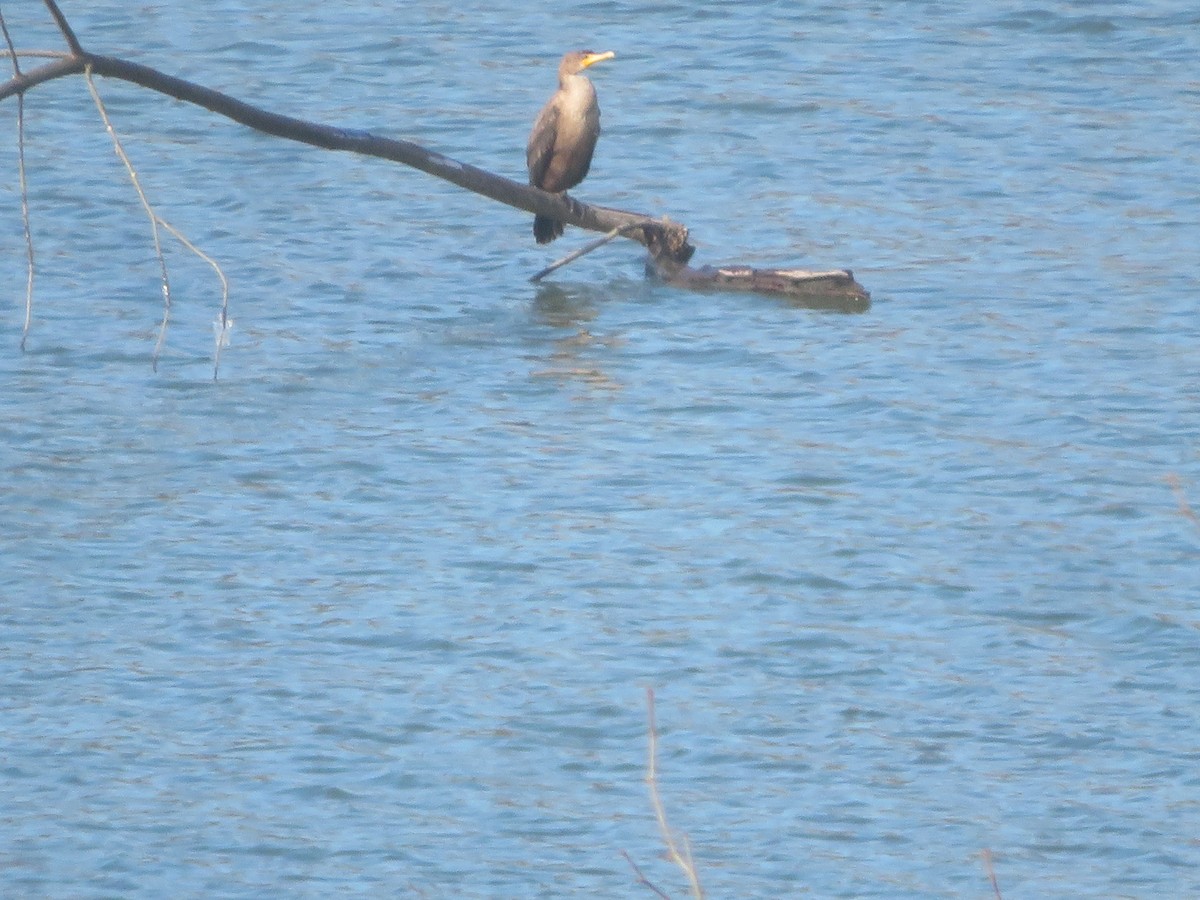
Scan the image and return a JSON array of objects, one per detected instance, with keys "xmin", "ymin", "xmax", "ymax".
[{"xmin": 526, "ymin": 101, "xmax": 559, "ymax": 188}]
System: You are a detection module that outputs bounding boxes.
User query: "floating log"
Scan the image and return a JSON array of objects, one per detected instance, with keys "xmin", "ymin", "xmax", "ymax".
[{"xmin": 648, "ymin": 258, "xmax": 870, "ymax": 312}]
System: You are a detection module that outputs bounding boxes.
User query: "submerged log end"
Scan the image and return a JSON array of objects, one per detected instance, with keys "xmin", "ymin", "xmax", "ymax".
[
  {"xmin": 646, "ymin": 256, "xmax": 871, "ymax": 312},
  {"xmin": 641, "ymin": 221, "xmax": 695, "ymax": 266}
]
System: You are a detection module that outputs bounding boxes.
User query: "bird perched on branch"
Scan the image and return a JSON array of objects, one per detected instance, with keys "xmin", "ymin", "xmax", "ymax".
[{"xmin": 526, "ymin": 50, "xmax": 615, "ymax": 244}]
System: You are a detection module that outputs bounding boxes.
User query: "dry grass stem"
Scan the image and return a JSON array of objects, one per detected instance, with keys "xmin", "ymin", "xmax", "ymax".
[
  {"xmin": 645, "ymin": 687, "xmax": 705, "ymax": 899},
  {"xmin": 43, "ymin": 0, "xmax": 84, "ymax": 57}
]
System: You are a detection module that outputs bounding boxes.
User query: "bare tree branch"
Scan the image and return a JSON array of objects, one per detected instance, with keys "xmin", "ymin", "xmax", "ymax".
[
  {"xmin": 1, "ymin": 51, "xmax": 693, "ymax": 260},
  {"xmin": 42, "ymin": 0, "xmax": 84, "ymax": 57},
  {"xmin": 531, "ymin": 222, "xmax": 652, "ymax": 282},
  {"xmin": 2, "ymin": 6, "xmax": 870, "ymax": 311}
]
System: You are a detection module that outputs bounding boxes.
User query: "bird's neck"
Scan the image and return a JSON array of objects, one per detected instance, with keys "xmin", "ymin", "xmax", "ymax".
[{"xmin": 559, "ymin": 72, "xmax": 592, "ymax": 92}]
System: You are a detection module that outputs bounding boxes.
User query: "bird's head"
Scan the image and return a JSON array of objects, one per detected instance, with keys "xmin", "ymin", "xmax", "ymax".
[{"xmin": 560, "ymin": 50, "xmax": 615, "ymax": 77}]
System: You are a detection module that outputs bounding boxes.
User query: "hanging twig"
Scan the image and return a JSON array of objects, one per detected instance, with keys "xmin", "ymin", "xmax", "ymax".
[
  {"xmin": 41, "ymin": 0, "xmax": 83, "ymax": 57},
  {"xmin": 0, "ymin": 11, "xmax": 36, "ymax": 351},
  {"xmin": 152, "ymin": 216, "xmax": 231, "ymax": 380},
  {"xmin": 83, "ymin": 64, "xmax": 172, "ymax": 370},
  {"xmin": 82, "ymin": 64, "xmax": 231, "ymax": 376}
]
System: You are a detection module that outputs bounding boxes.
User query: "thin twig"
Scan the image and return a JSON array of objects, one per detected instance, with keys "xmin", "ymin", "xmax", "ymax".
[
  {"xmin": 15, "ymin": 92, "xmax": 34, "ymax": 350},
  {"xmin": 1, "ymin": 11, "xmax": 37, "ymax": 351},
  {"xmin": 210, "ymin": 288, "xmax": 233, "ymax": 382},
  {"xmin": 620, "ymin": 849, "xmax": 672, "ymax": 900},
  {"xmin": 645, "ymin": 687, "xmax": 705, "ymax": 900},
  {"xmin": 0, "ymin": 12, "xmax": 22, "ymax": 76},
  {"xmin": 41, "ymin": 0, "xmax": 84, "ymax": 57},
  {"xmin": 0, "ymin": 49, "xmax": 72, "ymax": 61},
  {"xmin": 150, "ymin": 216, "xmax": 231, "ymax": 380},
  {"xmin": 530, "ymin": 220, "xmax": 654, "ymax": 282},
  {"xmin": 981, "ymin": 849, "xmax": 1003, "ymax": 899},
  {"xmin": 84, "ymin": 64, "xmax": 172, "ymax": 370}
]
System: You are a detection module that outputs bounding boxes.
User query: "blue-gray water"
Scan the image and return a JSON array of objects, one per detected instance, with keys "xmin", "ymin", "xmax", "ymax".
[{"xmin": 3, "ymin": 2, "xmax": 1199, "ymax": 897}]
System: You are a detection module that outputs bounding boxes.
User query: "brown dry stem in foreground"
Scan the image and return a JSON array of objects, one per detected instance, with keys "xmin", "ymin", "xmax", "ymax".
[{"xmin": 623, "ymin": 688, "xmax": 705, "ymax": 899}]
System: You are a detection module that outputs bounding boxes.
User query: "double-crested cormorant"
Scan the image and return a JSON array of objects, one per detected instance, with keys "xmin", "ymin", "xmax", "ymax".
[{"xmin": 526, "ymin": 50, "xmax": 615, "ymax": 244}]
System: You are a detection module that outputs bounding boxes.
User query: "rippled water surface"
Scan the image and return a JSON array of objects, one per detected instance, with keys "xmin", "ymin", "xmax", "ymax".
[{"xmin": 3, "ymin": 2, "xmax": 1199, "ymax": 897}]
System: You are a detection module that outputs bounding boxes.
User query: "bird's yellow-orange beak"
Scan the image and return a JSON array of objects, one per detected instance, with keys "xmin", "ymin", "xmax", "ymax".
[{"xmin": 580, "ymin": 51, "xmax": 615, "ymax": 69}]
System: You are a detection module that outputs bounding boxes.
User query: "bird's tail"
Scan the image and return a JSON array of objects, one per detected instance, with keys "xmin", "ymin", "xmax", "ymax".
[{"xmin": 533, "ymin": 215, "xmax": 564, "ymax": 244}]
